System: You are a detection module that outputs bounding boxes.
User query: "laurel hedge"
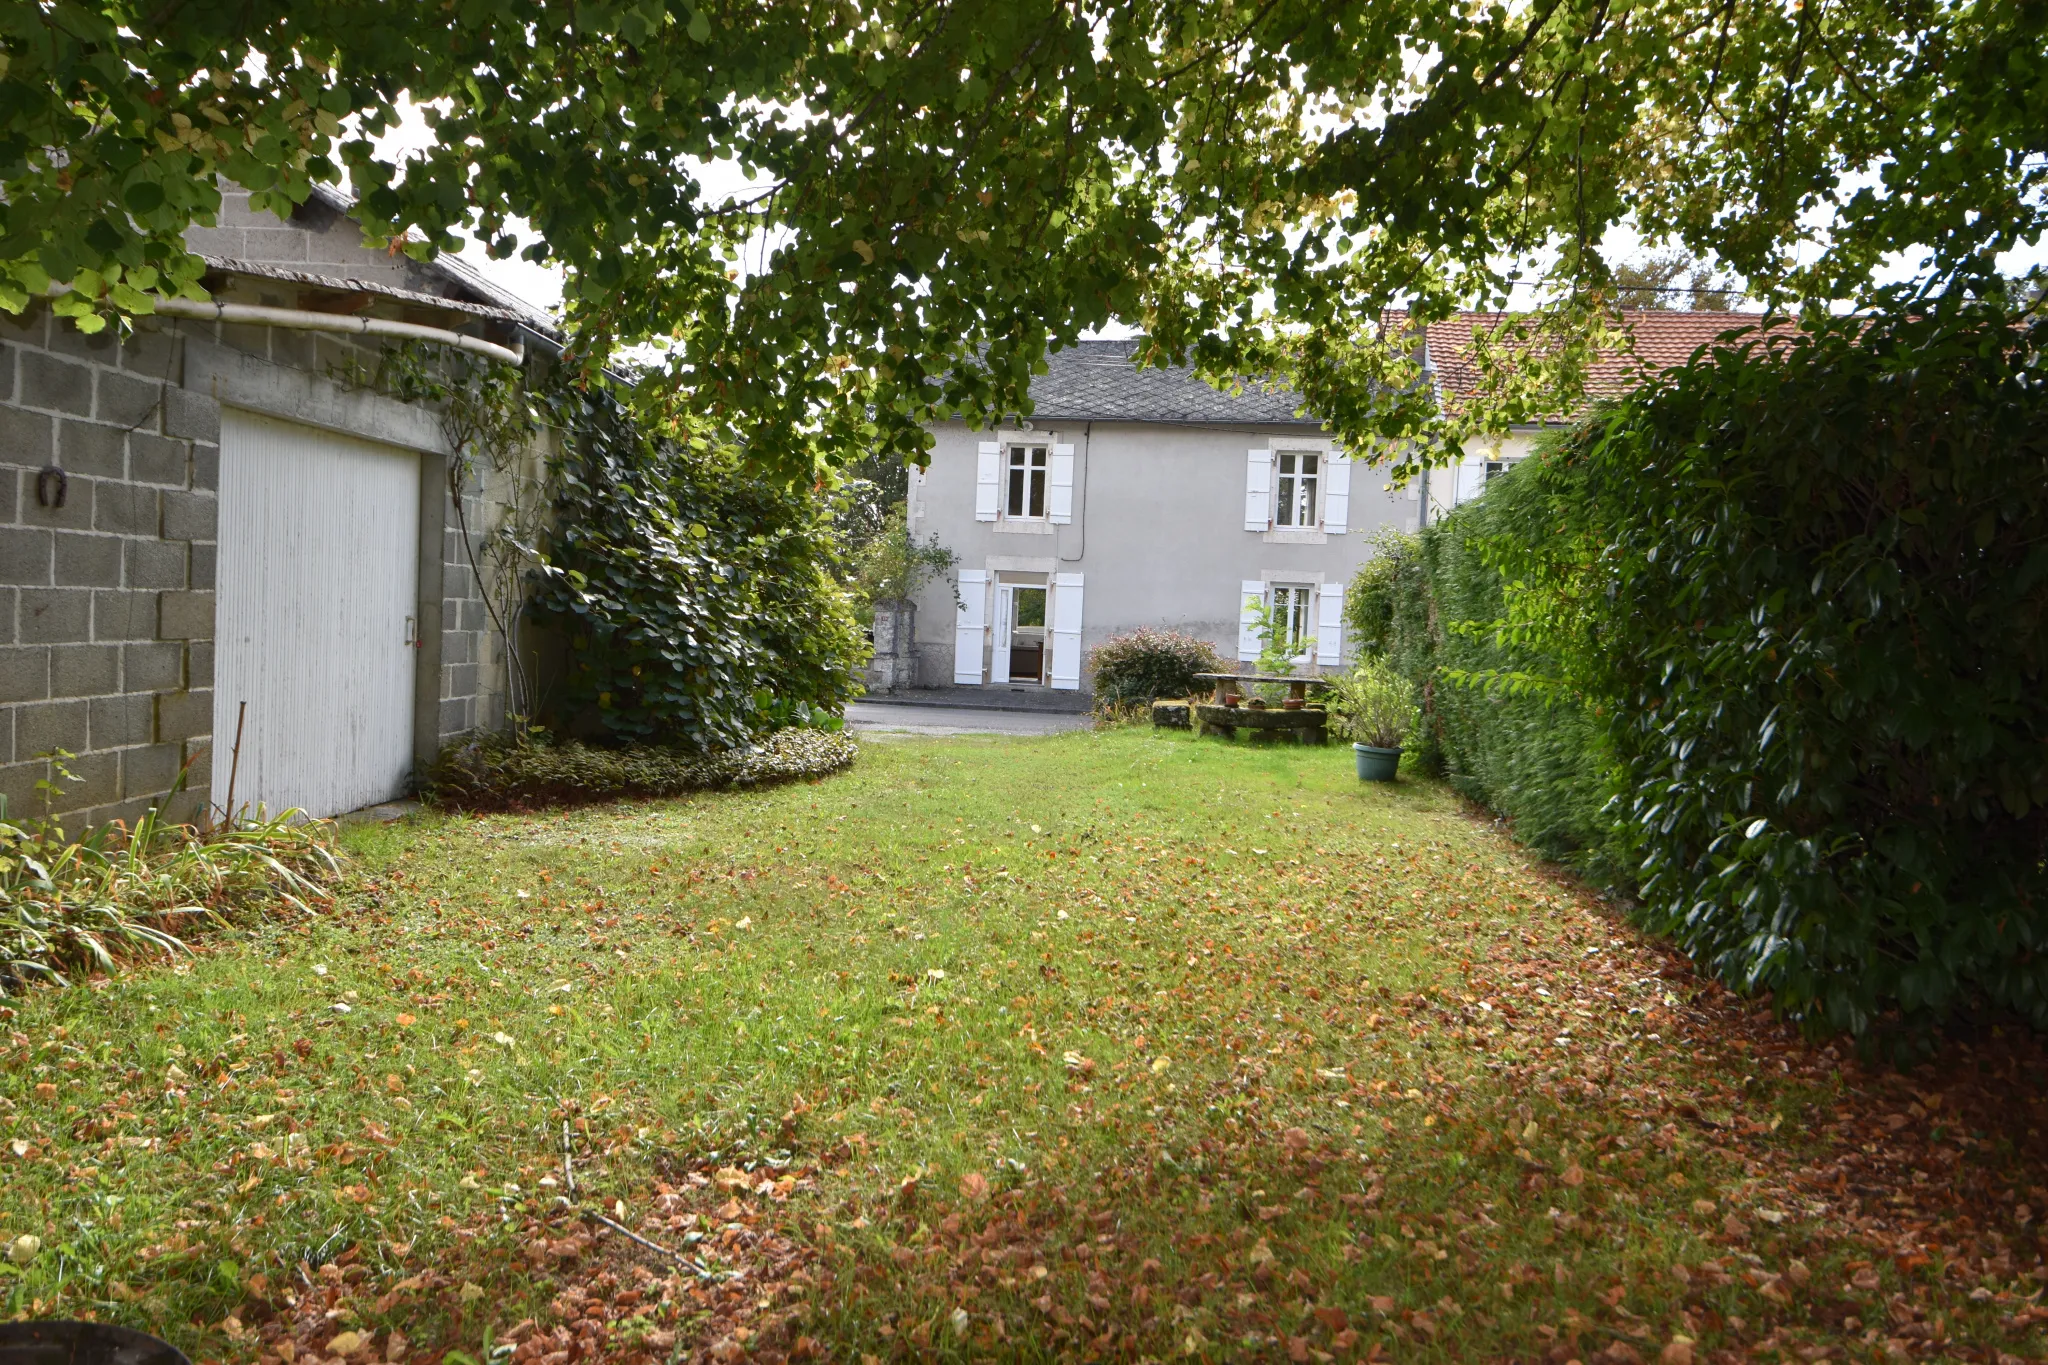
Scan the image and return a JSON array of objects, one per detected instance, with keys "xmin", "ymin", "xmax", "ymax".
[{"xmin": 1359, "ymin": 299, "xmax": 2048, "ymax": 1036}]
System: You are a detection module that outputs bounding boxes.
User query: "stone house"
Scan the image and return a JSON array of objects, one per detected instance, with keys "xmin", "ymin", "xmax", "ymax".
[{"xmin": 0, "ymin": 186, "xmax": 552, "ymax": 827}]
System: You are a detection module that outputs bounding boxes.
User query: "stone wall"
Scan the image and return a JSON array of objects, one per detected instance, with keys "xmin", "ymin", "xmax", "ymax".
[{"xmin": 0, "ymin": 298, "xmax": 521, "ymax": 828}]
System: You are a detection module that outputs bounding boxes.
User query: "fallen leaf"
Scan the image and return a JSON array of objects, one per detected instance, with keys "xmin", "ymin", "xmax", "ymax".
[{"xmin": 959, "ymin": 1171, "xmax": 990, "ymax": 1202}]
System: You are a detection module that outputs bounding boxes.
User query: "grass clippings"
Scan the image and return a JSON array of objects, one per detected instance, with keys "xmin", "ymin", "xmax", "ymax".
[{"xmin": 0, "ymin": 727, "xmax": 2043, "ymax": 1364}]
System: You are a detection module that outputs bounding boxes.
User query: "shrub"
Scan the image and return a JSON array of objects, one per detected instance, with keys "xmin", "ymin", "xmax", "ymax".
[
  {"xmin": 1348, "ymin": 465, "xmax": 1616, "ymax": 867},
  {"xmin": 1088, "ymin": 629, "xmax": 1227, "ymax": 706},
  {"xmin": 848, "ymin": 505, "xmax": 956, "ymax": 618},
  {"xmin": 423, "ymin": 726, "xmax": 858, "ymax": 811},
  {"xmin": 1323, "ymin": 659, "xmax": 1420, "ymax": 748},
  {"xmin": 529, "ymin": 386, "xmax": 866, "ymax": 750},
  {"xmin": 1500, "ymin": 301, "xmax": 2048, "ymax": 1036}
]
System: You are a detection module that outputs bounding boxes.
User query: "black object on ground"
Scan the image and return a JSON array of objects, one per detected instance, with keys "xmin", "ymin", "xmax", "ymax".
[{"xmin": 0, "ymin": 1322, "xmax": 190, "ymax": 1365}]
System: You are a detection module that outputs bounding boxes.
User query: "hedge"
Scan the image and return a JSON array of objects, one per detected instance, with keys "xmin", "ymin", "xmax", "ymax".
[
  {"xmin": 1355, "ymin": 299, "xmax": 2048, "ymax": 1037},
  {"xmin": 1347, "ymin": 516, "xmax": 1613, "ymax": 870},
  {"xmin": 423, "ymin": 726, "xmax": 858, "ymax": 811}
]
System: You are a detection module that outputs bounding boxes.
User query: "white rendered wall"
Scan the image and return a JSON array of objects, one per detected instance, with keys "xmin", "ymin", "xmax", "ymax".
[{"xmin": 910, "ymin": 421, "xmax": 1423, "ymax": 688}]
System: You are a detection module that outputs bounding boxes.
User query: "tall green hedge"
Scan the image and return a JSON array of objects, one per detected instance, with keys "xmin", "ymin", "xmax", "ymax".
[
  {"xmin": 1347, "ymin": 510, "xmax": 1613, "ymax": 870},
  {"xmin": 1354, "ymin": 300, "xmax": 2048, "ymax": 1036}
]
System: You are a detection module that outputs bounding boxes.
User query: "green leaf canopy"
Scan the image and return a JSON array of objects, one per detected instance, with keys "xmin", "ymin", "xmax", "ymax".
[{"xmin": 5, "ymin": 0, "xmax": 2043, "ymax": 468}]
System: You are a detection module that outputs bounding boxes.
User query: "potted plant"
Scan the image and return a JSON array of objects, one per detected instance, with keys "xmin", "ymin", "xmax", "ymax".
[{"xmin": 1324, "ymin": 658, "xmax": 1420, "ymax": 781}]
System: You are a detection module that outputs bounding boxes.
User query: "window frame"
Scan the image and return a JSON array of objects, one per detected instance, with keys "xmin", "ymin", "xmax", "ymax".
[
  {"xmin": 1269, "ymin": 582, "xmax": 1316, "ymax": 656},
  {"xmin": 1003, "ymin": 441, "xmax": 1051, "ymax": 521},
  {"xmin": 1272, "ymin": 450, "xmax": 1322, "ymax": 529}
]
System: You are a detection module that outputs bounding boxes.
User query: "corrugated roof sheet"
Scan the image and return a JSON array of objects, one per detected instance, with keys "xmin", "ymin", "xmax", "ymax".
[
  {"xmin": 1023, "ymin": 339, "xmax": 1317, "ymax": 426},
  {"xmin": 199, "ymin": 255, "xmax": 532, "ymax": 324}
]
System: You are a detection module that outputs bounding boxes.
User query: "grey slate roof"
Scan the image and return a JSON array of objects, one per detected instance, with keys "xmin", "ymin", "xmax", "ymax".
[{"xmin": 1024, "ymin": 339, "xmax": 1319, "ymax": 426}]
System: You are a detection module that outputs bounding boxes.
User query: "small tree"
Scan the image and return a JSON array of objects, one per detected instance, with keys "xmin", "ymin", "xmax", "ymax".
[{"xmin": 850, "ymin": 506, "xmax": 956, "ymax": 618}]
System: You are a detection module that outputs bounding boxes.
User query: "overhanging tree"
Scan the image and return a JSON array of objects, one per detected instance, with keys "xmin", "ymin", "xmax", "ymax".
[{"xmin": 6, "ymin": 0, "xmax": 2044, "ymax": 471}]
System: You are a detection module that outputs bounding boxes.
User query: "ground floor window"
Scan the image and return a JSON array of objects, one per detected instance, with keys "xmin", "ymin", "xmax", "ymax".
[{"xmin": 1270, "ymin": 583, "xmax": 1314, "ymax": 652}]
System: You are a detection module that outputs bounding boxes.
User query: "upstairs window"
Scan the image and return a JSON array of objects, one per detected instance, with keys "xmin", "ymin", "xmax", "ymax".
[
  {"xmin": 1007, "ymin": 444, "xmax": 1049, "ymax": 518},
  {"xmin": 1485, "ymin": 459, "xmax": 1508, "ymax": 482},
  {"xmin": 1274, "ymin": 451, "xmax": 1319, "ymax": 527}
]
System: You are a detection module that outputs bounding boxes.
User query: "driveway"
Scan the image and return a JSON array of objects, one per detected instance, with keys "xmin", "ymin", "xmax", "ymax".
[{"xmin": 844, "ymin": 701, "xmax": 1092, "ymax": 736}]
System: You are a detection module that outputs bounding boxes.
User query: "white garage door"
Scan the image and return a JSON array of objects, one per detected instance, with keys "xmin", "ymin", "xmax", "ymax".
[{"xmin": 213, "ymin": 410, "xmax": 420, "ymax": 820}]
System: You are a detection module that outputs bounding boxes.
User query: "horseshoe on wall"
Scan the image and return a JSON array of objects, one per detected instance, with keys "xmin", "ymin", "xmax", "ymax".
[{"xmin": 35, "ymin": 467, "xmax": 66, "ymax": 510}]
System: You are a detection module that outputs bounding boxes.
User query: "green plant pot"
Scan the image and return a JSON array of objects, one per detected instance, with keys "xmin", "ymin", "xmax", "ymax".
[{"xmin": 1354, "ymin": 743, "xmax": 1401, "ymax": 782}]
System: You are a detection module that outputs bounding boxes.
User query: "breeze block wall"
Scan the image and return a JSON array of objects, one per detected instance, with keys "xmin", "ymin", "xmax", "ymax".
[
  {"xmin": 0, "ymin": 298, "xmax": 519, "ymax": 830},
  {"xmin": 0, "ymin": 305, "xmax": 219, "ymax": 829}
]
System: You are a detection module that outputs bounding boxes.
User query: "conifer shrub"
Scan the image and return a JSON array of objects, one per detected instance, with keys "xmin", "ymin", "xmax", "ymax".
[{"xmin": 423, "ymin": 727, "xmax": 857, "ymax": 811}]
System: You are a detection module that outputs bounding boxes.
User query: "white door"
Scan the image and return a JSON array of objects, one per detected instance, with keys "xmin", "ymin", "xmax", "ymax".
[
  {"xmin": 990, "ymin": 585, "xmax": 1014, "ymax": 686},
  {"xmin": 213, "ymin": 410, "xmax": 420, "ymax": 819}
]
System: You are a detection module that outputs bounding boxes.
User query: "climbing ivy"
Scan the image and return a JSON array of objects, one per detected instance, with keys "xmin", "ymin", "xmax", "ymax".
[{"xmin": 527, "ymin": 384, "xmax": 863, "ymax": 749}]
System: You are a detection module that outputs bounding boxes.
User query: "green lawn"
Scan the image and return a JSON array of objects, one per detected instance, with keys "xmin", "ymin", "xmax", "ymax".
[{"xmin": 3, "ymin": 727, "xmax": 2044, "ymax": 1364}]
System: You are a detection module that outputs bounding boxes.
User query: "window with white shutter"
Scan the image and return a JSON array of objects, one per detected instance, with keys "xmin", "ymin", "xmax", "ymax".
[
  {"xmin": 1238, "ymin": 580, "xmax": 1264, "ymax": 661},
  {"xmin": 1049, "ymin": 573, "xmax": 1084, "ymax": 689},
  {"xmin": 954, "ymin": 570, "xmax": 989, "ymax": 683},
  {"xmin": 1315, "ymin": 581, "xmax": 1346, "ymax": 665},
  {"xmin": 1274, "ymin": 451, "xmax": 1319, "ymax": 527},
  {"xmin": 1322, "ymin": 452, "xmax": 1351, "ymax": 534},
  {"xmin": 1270, "ymin": 584, "xmax": 1315, "ymax": 658},
  {"xmin": 1048, "ymin": 443, "xmax": 1075, "ymax": 523},
  {"xmin": 1244, "ymin": 450, "xmax": 1272, "ymax": 530},
  {"xmin": 1005, "ymin": 443, "xmax": 1050, "ymax": 517},
  {"xmin": 974, "ymin": 443, "xmax": 1000, "ymax": 522}
]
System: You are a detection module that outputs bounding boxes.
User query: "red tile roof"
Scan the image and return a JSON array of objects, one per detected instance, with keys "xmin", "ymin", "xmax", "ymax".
[{"xmin": 1393, "ymin": 309, "xmax": 1793, "ymax": 416}]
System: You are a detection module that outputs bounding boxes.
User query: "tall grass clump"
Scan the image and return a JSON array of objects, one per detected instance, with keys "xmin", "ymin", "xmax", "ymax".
[{"xmin": 0, "ymin": 784, "xmax": 340, "ymax": 990}]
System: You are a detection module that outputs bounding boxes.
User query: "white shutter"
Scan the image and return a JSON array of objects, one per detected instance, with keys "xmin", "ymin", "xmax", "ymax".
[
  {"xmin": 1322, "ymin": 451, "xmax": 1351, "ymax": 533},
  {"xmin": 1315, "ymin": 581, "xmax": 1346, "ymax": 665},
  {"xmin": 975, "ymin": 441, "xmax": 1000, "ymax": 521},
  {"xmin": 1237, "ymin": 580, "xmax": 1264, "ymax": 662},
  {"xmin": 1048, "ymin": 443, "xmax": 1075, "ymax": 524},
  {"xmin": 990, "ymin": 585, "xmax": 1011, "ymax": 687},
  {"xmin": 1244, "ymin": 449, "xmax": 1272, "ymax": 530},
  {"xmin": 953, "ymin": 570, "xmax": 989, "ymax": 683},
  {"xmin": 1049, "ymin": 572, "xmax": 1084, "ymax": 690}
]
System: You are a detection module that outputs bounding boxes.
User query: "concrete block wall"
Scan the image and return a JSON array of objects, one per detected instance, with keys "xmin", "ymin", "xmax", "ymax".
[
  {"xmin": 440, "ymin": 469, "xmax": 506, "ymax": 738},
  {"xmin": 0, "ymin": 301, "xmax": 522, "ymax": 829},
  {"xmin": 0, "ymin": 308, "xmax": 217, "ymax": 829}
]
